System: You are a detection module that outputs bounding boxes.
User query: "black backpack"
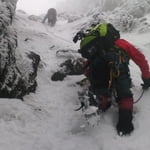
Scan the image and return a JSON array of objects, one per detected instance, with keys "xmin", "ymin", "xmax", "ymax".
[{"xmin": 73, "ymin": 23, "xmax": 120, "ymax": 59}]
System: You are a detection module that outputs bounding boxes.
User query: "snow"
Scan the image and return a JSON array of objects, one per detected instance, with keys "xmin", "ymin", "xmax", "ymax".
[{"xmin": 0, "ymin": 1, "xmax": 150, "ymax": 150}]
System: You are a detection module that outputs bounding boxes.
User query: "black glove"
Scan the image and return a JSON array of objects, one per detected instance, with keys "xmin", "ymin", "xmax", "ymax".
[
  {"xmin": 116, "ymin": 109, "xmax": 134, "ymax": 136},
  {"xmin": 141, "ymin": 78, "xmax": 150, "ymax": 90}
]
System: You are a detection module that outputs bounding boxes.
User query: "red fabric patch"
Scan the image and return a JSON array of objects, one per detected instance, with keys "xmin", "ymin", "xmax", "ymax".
[
  {"xmin": 99, "ymin": 95, "xmax": 108, "ymax": 110},
  {"xmin": 83, "ymin": 60, "xmax": 90, "ymax": 76},
  {"xmin": 118, "ymin": 98, "xmax": 133, "ymax": 110}
]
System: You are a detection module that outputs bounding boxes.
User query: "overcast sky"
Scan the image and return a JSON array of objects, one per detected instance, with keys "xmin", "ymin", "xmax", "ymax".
[{"xmin": 17, "ymin": 0, "xmax": 65, "ymax": 15}]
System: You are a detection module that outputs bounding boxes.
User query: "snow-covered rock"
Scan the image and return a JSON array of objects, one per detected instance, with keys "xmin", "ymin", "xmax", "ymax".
[
  {"xmin": 57, "ymin": 0, "xmax": 150, "ymax": 33},
  {"xmin": 0, "ymin": 0, "xmax": 40, "ymax": 99}
]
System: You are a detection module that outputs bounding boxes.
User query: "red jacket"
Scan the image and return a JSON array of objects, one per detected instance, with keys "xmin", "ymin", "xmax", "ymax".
[{"xmin": 115, "ymin": 39, "xmax": 150, "ymax": 79}]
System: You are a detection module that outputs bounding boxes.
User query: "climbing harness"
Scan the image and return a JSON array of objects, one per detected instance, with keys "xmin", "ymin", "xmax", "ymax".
[
  {"xmin": 108, "ymin": 68, "xmax": 145, "ymax": 104},
  {"xmin": 108, "ymin": 68, "xmax": 120, "ymax": 89}
]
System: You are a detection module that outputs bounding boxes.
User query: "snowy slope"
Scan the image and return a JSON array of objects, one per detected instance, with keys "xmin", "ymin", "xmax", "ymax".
[{"xmin": 0, "ymin": 4, "xmax": 150, "ymax": 150}]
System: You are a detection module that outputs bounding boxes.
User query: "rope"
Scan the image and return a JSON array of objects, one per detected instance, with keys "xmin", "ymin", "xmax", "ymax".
[
  {"xmin": 109, "ymin": 69, "xmax": 144, "ymax": 104},
  {"xmin": 108, "ymin": 68, "xmax": 120, "ymax": 89},
  {"xmin": 44, "ymin": 25, "xmax": 73, "ymax": 44},
  {"xmin": 134, "ymin": 89, "xmax": 145, "ymax": 104},
  {"xmin": 108, "ymin": 69, "xmax": 113, "ymax": 89}
]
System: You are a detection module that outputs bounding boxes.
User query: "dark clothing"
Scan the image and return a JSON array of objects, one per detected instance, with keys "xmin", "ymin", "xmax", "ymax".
[
  {"xmin": 42, "ymin": 8, "xmax": 57, "ymax": 26},
  {"xmin": 84, "ymin": 39, "xmax": 150, "ymax": 111},
  {"xmin": 85, "ymin": 48, "xmax": 132, "ymax": 102},
  {"xmin": 88, "ymin": 57, "xmax": 110, "ymax": 90},
  {"xmin": 116, "ymin": 109, "xmax": 134, "ymax": 135},
  {"xmin": 80, "ymin": 24, "xmax": 150, "ymax": 135}
]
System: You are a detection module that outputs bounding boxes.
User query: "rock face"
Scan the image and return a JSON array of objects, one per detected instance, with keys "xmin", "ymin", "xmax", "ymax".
[
  {"xmin": 51, "ymin": 49, "xmax": 84, "ymax": 81},
  {"xmin": 0, "ymin": 0, "xmax": 40, "ymax": 99},
  {"xmin": 51, "ymin": 58, "xmax": 84, "ymax": 81}
]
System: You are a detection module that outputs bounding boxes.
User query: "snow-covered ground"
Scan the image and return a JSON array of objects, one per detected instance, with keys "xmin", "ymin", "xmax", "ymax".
[{"xmin": 0, "ymin": 3, "xmax": 150, "ymax": 150}]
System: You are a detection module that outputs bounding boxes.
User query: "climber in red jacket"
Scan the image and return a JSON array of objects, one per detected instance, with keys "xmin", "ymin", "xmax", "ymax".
[{"xmin": 75, "ymin": 23, "xmax": 150, "ymax": 136}]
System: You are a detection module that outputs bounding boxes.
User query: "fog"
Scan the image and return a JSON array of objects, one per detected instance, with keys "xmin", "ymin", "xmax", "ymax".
[{"xmin": 17, "ymin": 0, "xmax": 66, "ymax": 15}]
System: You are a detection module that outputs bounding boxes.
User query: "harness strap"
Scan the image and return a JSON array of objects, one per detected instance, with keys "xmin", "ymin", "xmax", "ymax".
[{"xmin": 108, "ymin": 68, "xmax": 120, "ymax": 89}]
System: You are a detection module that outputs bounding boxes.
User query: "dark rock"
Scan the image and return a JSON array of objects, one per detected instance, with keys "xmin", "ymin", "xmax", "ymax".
[
  {"xmin": 51, "ymin": 71, "xmax": 66, "ymax": 81},
  {"xmin": 51, "ymin": 57, "xmax": 84, "ymax": 81},
  {"xmin": 60, "ymin": 58, "xmax": 83, "ymax": 75}
]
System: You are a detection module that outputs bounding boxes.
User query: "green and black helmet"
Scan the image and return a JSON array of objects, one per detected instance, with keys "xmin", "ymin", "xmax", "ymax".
[
  {"xmin": 80, "ymin": 23, "xmax": 108, "ymax": 50},
  {"xmin": 80, "ymin": 23, "xmax": 120, "ymax": 50}
]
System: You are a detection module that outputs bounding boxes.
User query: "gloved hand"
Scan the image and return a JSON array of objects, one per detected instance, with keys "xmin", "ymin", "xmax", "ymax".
[
  {"xmin": 116, "ymin": 109, "xmax": 134, "ymax": 136},
  {"xmin": 141, "ymin": 78, "xmax": 150, "ymax": 90}
]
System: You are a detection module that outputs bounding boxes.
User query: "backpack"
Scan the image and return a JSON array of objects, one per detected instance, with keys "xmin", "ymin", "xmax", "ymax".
[{"xmin": 73, "ymin": 23, "xmax": 120, "ymax": 59}]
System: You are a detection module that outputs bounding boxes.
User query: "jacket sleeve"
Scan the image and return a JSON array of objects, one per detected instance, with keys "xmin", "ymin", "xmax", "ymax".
[{"xmin": 115, "ymin": 39, "xmax": 150, "ymax": 79}]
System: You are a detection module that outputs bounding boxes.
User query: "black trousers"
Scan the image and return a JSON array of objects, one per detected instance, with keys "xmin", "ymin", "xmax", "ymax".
[{"xmin": 88, "ymin": 58, "xmax": 133, "ymax": 100}]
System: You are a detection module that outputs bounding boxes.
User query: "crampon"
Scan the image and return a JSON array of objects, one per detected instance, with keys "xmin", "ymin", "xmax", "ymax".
[
  {"xmin": 75, "ymin": 90, "xmax": 102, "ymax": 127},
  {"xmin": 82, "ymin": 106, "xmax": 101, "ymax": 127}
]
